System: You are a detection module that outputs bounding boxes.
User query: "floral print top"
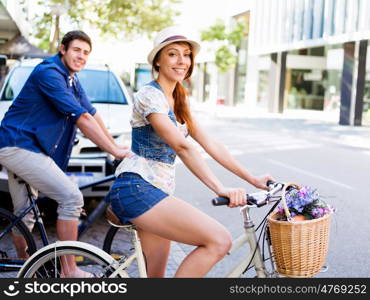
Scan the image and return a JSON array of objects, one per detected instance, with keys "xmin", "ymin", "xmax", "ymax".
[{"xmin": 115, "ymin": 84, "xmax": 188, "ymax": 195}]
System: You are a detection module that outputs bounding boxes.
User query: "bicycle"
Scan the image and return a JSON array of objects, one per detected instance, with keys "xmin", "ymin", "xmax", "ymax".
[
  {"xmin": 17, "ymin": 181, "xmax": 291, "ymax": 278},
  {"xmin": 0, "ymin": 157, "xmax": 119, "ymax": 277}
]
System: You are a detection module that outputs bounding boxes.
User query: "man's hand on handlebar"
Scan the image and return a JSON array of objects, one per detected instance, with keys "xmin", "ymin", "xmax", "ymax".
[
  {"xmin": 115, "ymin": 144, "xmax": 130, "ymax": 151},
  {"xmin": 112, "ymin": 145, "xmax": 130, "ymax": 159}
]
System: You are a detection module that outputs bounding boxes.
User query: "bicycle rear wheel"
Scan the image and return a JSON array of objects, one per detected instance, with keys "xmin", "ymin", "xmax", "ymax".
[
  {"xmin": 18, "ymin": 241, "xmax": 124, "ymax": 278},
  {"xmin": 103, "ymin": 226, "xmax": 128, "ymax": 257},
  {"xmin": 0, "ymin": 208, "xmax": 37, "ymax": 277}
]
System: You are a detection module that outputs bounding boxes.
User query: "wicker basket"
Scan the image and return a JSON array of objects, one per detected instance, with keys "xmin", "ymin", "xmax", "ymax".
[{"xmin": 267, "ymin": 183, "xmax": 331, "ymax": 278}]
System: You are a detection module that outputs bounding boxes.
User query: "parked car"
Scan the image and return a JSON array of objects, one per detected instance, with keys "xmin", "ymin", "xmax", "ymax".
[{"xmin": 0, "ymin": 58, "xmax": 132, "ymax": 199}]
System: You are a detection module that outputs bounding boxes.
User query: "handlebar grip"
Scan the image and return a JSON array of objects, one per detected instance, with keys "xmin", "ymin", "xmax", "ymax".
[
  {"xmin": 105, "ymin": 158, "xmax": 123, "ymax": 175},
  {"xmin": 266, "ymin": 180, "xmax": 275, "ymax": 187},
  {"xmin": 113, "ymin": 159, "xmax": 123, "ymax": 167},
  {"xmin": 212, "ymin": 196, "xmax": 230, "ymax": 206},
  {"xmin": 212, "ymin": 195, "xmax": 259, "ymax": 206}
]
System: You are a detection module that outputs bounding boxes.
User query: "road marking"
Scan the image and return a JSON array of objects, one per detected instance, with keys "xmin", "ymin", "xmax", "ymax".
[{"xmin": 267, "ymin": 159, "xmax": 355, "ymax": 190}]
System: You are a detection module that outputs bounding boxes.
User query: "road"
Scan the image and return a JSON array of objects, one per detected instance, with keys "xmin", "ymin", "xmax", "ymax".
[
  {"xmin": 3, "ymin": 109, "xmax": 369, "ymax": 278},
  {"xmin": 172, "ymin": 110, "xmax": 370, "ymax": 277}
]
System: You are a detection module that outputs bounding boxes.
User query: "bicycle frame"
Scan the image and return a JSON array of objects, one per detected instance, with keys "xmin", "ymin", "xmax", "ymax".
[
  {"xmin": 77, "ymin": 174, "xmax": 115, "ymax": 237},
  {"xmin": 0, "ymin": 186, "xmax": 49, "ymax": 250},
  {"xmin": 226, "ymin": 205, "xmax": 270, "ymax": 278},
  {"xmin": 108, "ymin": 225, "xmax": 147, "ymax": 278},
  {"xmin": 104, "ymin": 205, "xmax": 274, "ymax": 278},
  {"xmin": 16, "ymin": 196, "xmax": 281, "ymax": 278}
]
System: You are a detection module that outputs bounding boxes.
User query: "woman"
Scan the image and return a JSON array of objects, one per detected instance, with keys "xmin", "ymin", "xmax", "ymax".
[{"xmin": 109, "ymin": 26, "xmax": 275, "ymax": 278}]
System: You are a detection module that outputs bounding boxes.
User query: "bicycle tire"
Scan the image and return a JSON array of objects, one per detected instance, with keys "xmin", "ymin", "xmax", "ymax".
[
  {"xmin": 0, "ymin": 208, "xmax": 37, "ymax": 276},
  {"xmin": 17, "ymin": 241, "xmax": 125, "ymax": 278},
  {"xmin": 102, "ymin": 225, "xmax": 119, "ymax": 254},
  {"xmin": 103, "ymin": 226, "xmax": 132, "ymax": 259}
]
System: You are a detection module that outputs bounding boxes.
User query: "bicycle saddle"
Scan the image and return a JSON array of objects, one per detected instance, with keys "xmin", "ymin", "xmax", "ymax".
[{"xmin": 105, "ymin": 204, "xmax": 131, "ymax": 227}]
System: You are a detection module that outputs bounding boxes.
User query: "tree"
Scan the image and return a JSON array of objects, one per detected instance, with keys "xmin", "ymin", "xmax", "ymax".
[
  {"xmin": 200, "ymin": 18, "xmax": 248, "ymax": 73},
  {"xmin": 31, "ymin": 0, "xmax": 181, "ymax": 53}
]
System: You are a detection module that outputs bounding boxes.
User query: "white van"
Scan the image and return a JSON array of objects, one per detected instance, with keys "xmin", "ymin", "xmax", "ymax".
[{"xmin": 0, "ymin": 58, "xmax": 132, "ymax": 198}]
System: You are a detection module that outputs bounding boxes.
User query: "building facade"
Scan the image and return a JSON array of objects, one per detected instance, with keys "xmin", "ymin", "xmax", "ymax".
[
  {"xmin": 246, "ymin": 0, "xmax": 370, "ymax": 126},
  {"xmin": 0, "ymin": 0, "xmax": 29, "ymax": 43}
]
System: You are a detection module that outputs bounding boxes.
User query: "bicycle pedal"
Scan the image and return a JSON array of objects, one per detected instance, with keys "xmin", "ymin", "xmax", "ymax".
[{"xmin": 117, "ymin": 255, "xmax": 128, "ymax": 263}]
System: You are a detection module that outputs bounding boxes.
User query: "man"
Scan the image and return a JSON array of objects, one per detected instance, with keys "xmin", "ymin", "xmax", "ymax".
[{"xmin": 0, "ymin": 30, "xmax": 127, "ymax": 277}]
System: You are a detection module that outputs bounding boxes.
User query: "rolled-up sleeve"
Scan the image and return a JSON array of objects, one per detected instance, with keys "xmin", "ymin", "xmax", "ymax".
[
  {"xmin": 134, "ymin": 86, "xmax": 168, "ymax": 121},
  {"xmin": 38, "ymin": 68, "xmax": 87, "ymax": 122}
]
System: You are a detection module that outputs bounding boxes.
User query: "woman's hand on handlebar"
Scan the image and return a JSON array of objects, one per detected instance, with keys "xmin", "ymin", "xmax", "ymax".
[
  {"xmin": 217, "ymin": 187, "xmax": 247, "ymax": 208},
  {"xmin": 251, "ymin": 174, "xmax": 276, "ymax": 190}
]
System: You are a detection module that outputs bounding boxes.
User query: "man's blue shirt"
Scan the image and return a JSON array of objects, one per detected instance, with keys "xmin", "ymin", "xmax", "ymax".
[{"xmin": 0, "ymin": 54, "xmax": 96, "ymax": 170}]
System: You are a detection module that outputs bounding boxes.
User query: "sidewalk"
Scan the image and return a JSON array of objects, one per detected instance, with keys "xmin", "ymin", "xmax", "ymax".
[{"xmin": 191, "ymin": 102, "xmax": 370, "ymax": 150}]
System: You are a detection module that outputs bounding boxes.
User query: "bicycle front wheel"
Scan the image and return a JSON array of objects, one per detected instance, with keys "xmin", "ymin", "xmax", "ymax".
[
  {"xmin": 17, "ymin": 241, "xmax": 125, "ymax": 278},
  {"xmin": 0, "ymin": 208, "xmax": 37, "ymax": 277}
]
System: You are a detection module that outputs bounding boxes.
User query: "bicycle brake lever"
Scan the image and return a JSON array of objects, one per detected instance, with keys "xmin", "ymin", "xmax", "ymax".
[{"xmin": 247, "ymin": 192, "xmax": 269, "ymax": 207}]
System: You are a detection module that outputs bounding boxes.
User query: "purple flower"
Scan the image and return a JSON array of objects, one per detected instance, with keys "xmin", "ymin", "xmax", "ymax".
[{"xmin": 277, "ymin": 185, "xmax": 334, "ymax": 220}]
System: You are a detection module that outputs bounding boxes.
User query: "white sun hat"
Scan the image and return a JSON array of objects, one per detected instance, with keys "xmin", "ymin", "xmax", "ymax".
[{"xmin": 147, "ymin": 26, "xmax": 201, "ymax": 65}]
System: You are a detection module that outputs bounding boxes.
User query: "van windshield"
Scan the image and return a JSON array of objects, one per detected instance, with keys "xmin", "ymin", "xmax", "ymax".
[
  {"xmin": 0, "ymin": 66, "xmax": 128, "ymax": 105},
  {"xmin": 78, "ymin": 70, "xmax": 127, "ymax": 104}
]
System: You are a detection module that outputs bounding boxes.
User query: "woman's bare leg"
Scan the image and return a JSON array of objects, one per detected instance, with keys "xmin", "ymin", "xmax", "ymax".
[
  {"xmin": 137, "ymin": 229, "xmax": 171, "ymax": 277},
  {"xmin": 131, "ymin": 196, "xmax": 232, "ymax": 277}
]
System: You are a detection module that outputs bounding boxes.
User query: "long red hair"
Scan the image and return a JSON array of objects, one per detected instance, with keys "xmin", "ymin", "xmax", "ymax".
[{"xmin": 152, "ymin": 42, "xmax": 196, "ymax": 136}]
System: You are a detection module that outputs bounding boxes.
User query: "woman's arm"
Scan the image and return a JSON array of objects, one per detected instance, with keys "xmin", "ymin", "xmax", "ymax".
[
  {"xmin": 190, "ymin": 120, "xmax": 274, "ymax": 190},
  {"xmin": 147, "ymin": 113, "xmax": 246, "ymax": 206}
]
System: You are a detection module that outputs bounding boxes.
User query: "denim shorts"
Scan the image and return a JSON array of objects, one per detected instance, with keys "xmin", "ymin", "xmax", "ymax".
[{"xmin": 107, "ymin": 172, "xmax": 168, "ymax": 224}]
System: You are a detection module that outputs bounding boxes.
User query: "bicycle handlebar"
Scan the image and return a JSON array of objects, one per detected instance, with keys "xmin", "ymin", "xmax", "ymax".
[
  {"xmin": 212, "ymin": 181, "xmax": 283, "ymax": 207},
  {"xmin": 212, "ymin": 194, "xmax": 261, "ymax": 206}
]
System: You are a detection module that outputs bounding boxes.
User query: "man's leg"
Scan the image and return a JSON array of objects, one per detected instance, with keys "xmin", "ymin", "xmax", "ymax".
[
  {"xmin": 6, "ymin": 168, "xmax": 38, "ymax": 258},
  {"xmin": 0, "ymin": 147, "xmax": 91, "ymax": 277},
  {"xmin": 11, "ymin": 234, "xmax": 29, "ymax": 259}
]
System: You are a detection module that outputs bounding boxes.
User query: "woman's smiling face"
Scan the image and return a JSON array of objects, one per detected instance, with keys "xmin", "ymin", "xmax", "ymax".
[{"xmin": 156, "ymin": 42, "xmax": 192, "ymax": 83}]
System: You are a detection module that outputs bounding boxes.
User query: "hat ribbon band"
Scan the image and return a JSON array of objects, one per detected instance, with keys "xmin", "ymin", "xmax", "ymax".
[{"xmin": 161, "ymin": 35, "xmax": 187, "ymax": 44}]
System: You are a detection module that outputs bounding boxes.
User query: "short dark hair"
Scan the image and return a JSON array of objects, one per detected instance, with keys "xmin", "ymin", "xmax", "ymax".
[{"xmin": 60, "ymin": 30, "xmax": 92, "ymax": 52}]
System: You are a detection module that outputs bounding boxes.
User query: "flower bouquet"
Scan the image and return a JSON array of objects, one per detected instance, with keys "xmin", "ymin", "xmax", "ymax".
[
  {"xmin": 275, "ymin": 185, "xmax": 335, "ymax": 221},
  {"xmin": 267, "ymin": 183, "xmax": 334, "ymax": 278}
]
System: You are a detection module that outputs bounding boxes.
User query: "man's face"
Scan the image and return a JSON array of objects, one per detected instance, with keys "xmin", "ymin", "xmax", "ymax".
[{"xmin": 60, "ymin": 39, "xmax": 91, "ymax": 75}]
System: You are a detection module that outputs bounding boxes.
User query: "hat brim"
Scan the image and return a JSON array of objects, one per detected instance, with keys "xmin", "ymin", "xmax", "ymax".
[{"xmin": 147, "ymin": 39, "xmax": 200, "ymax": 65}]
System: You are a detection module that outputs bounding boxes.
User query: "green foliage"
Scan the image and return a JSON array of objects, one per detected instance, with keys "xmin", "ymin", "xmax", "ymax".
[
  {"xmin": 200, "ymin": 18, "xmax": 248, "ymax": 73},
  {"xmin": 200, "ymin": 20, "xmax": 227, "ymax": 41},
  {"xmin": 215, "ymin": 45, "xmax": 237, "ymax": 73},
  {"xmin": 94, "ymin": 0, "xmax": 180, "ymax": 38},
  {"xmin": 30, "ymin": 0, "xmax": 181, "ymax": 52},
  {"xmin": 228, "ymin": 21, "xmax": 248, "ymax": 48}
]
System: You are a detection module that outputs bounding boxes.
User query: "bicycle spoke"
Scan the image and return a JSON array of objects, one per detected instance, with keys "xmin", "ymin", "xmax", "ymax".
[{"xmin": 19, "ymin": 246, "xmax": 119, "ymax": 278}]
